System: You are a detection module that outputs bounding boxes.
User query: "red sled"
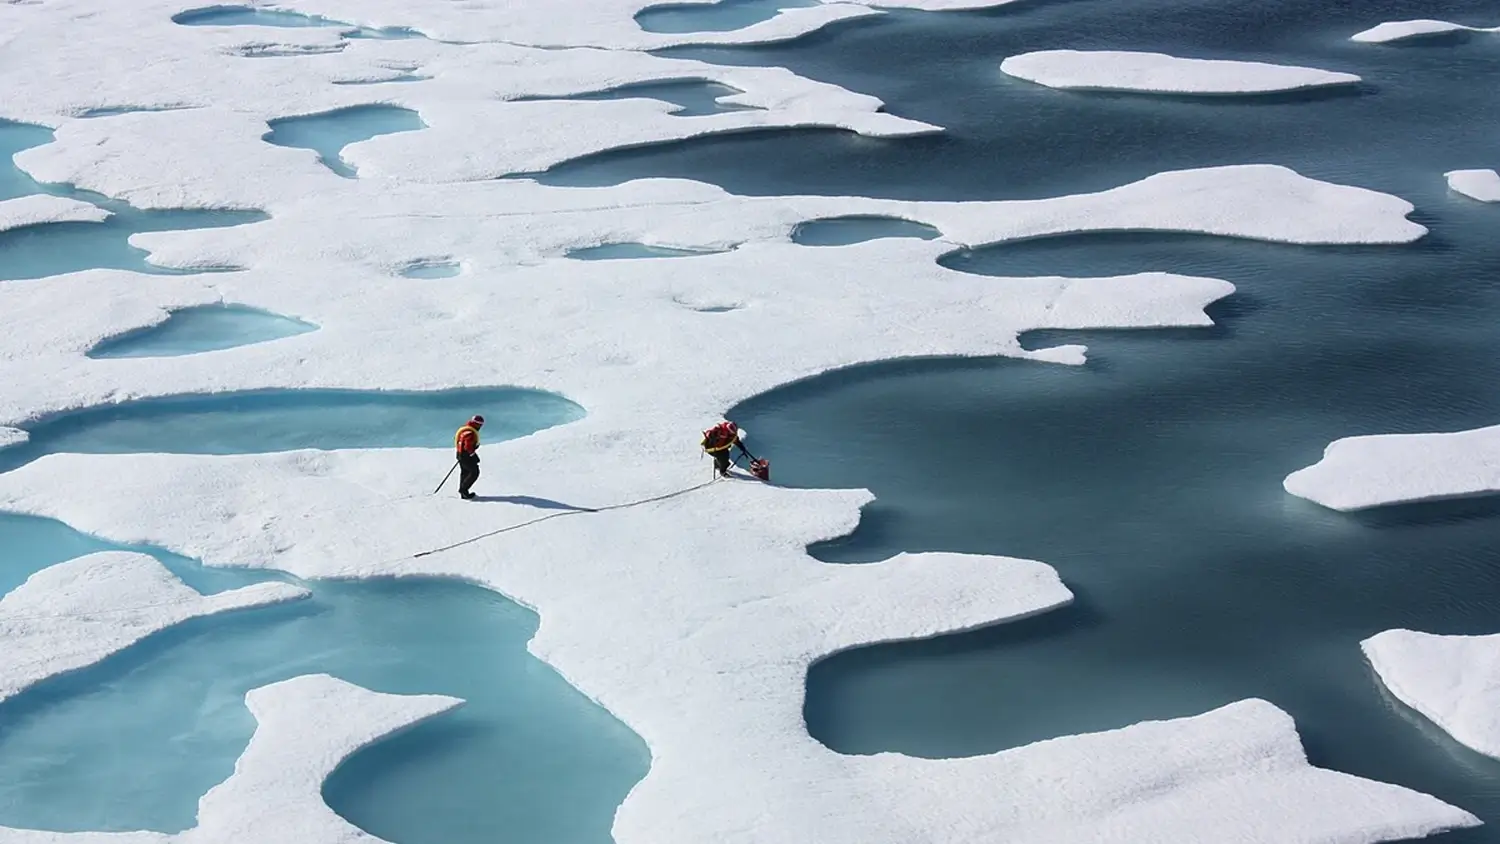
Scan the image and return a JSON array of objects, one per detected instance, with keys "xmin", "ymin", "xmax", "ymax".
[{"xmin": 748, "ymin": 458, "xmax": 770, "ymax": 482}]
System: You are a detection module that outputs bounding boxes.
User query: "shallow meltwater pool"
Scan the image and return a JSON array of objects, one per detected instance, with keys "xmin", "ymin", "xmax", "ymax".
[
  {"xmin": 86, "ymin": 304, "xmax": 318, "ymax": 358},
  {"xmin": 0, "ymin": 383, "xmax": 639, "ymax": 843},
  {"xmin": 0, "ymin": 515, "xmax": 648, "ymax": 842},
  {"xmin": 0, "ymin": 387, "xmax": 584, "ymax": 474}
]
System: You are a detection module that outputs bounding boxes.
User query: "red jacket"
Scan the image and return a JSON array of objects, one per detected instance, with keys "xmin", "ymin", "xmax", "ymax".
[{"xmin": 455, "ymin": 425, "xmax": 480, "ymax": 455}]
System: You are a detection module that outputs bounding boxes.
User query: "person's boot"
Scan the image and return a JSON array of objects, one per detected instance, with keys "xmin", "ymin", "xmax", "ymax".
[{"xmin": 460, "ymin": 490, "xmax": 476, "ymax": 500}]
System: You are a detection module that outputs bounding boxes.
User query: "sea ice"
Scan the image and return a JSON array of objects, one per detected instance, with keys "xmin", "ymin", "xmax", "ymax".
[
  {"xmin": 1364, "ymin": 629, "xmax": 1500, "ymax": 760},
  {"xmin": 272, "ymin": 0, "xmax": 882, "ymax": 49},
  {"xmin": 0, "ymin": 551, "xmax": 307, "ymax": 703},
  {"xmin": 0, "ymin": 448, "xmax": 1477, "ymax": 844},
  {"xmin": 0, "ymin": 195, "xmax": 108, "ymax": 234},
  {"xmin": 1283, "ymin": 425, "xmax": 1500, "ymax": 511},
  {"xmin": 0, "ymin": 0, "xmax": 1474, "ymax": 841},
  {"xmin": 1446, "ymin": 169, "xmax": 1500, "ymax": 203},
  {"xmin": 0, "ymin": 429, "xmax": 24, "ymax": 449},
  {"xmin": 1000, "ymin": 50, "xmax": 1361, "ymax": 95},
  {"xmin": 1351, "ymin": 19, "xmax": 1500, "ymax": 44}
]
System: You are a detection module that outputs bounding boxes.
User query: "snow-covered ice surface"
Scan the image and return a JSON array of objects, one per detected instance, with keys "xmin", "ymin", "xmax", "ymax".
[
  {"xmin": 0, "ymin": 674, "xmax": 463, "ymax": 844},
  {"xmin": 1365, "ymin": 630, "xmax": 1500, "ymax": 760},
  {"xmin": 0, "ymin": 429, "xmax": 25, "ymax": 449},
  {"xmin": 1448, "ymin": 169, "xmax": 1500, "ymax": 203},
  {"xmin": 0, "ymin": 551, "xmax": 307, "ymax": 702},
  {"xmin": 1351, "ymin": 19, "xmax": 1500, "ymax": 44},
  {"xmin": 0, "ymin": 195, "xmax": 107, "ymax": 234},
  {"xmin": 1285, "ymin": 426, "xmax": 1500, "ymax": 511},
  {"xmin": 0, "ymin": 450, "xmax": 1479, "ymax": 844},
  {"xmin": 0, "ymin": 0, "xmax": 1482, "ymax": 842},
  {"xmin": 999, "ymin": 50, "xmax": 1361, "ymax": 95}
]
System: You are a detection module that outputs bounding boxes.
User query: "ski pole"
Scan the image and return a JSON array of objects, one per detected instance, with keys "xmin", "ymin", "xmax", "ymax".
[{"xmin": 433, "ymin": 460, "xmax": 459, "ymax": 494}]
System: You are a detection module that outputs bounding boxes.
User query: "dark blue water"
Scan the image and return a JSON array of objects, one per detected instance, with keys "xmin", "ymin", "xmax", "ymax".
[
  {"xmin": 0, "ymin": 121, "xmax": 266, "ymax": 280},
  {"xmin": 86, "ymin": 304, "xmax": 318, "ymax": 359},
  {"xmin": 546, "ymin": 0, "xmax": 1500, "ymax": 202},
  {"xmin": 517, "ymin": 80, "xmax": 760, "ymax": 116},
  {"xmin": 264, "ymin": 106, "xmax": 426, "ymax": 179},
  {"xmin": 0, "ymin": 513, "xmax": 647, "ymax": 841},
  {"xmin": 0, "ymin": 387, "xmax": 583, "ymax": 475}
]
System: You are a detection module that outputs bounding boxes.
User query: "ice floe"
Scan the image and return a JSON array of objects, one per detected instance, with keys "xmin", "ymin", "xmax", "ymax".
[
  {"xmin": 1351, "ymin": 19, "xmax": 1500, "ymax": 44},
  {"xmin": 0, "ymin": 428, "xmax": 24, "ymax": 449},
  {"xmin": 0, "ymin": 0, "xmax": 1472, "ymax": 840},
  {"xmin": 1446, "ymin": 169, "xmax": 1500, "ymax": 203},
  {"xmin": 1000, "ymin": 50, "xmax": 1361, "ymax": 95},
  {"xmin": 0, "ymin": 195, "xmax": 107, "ymax": 234},
  {"xmin": 1284, "ymin": 425, "xmax": 1500, "ymax": 511},
  {"xmin": 0, "ymin": 551, "xmax": 307, "ymax": 703},
  {"xmin": 1364, "ymin": 629, "xmax": 1500, "ymax": 760}
]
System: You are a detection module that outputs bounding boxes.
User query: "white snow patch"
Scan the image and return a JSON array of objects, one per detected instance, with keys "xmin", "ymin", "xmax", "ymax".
[
  {"xmin": 0, "ymin": 552, "xmax": 308, "ymax": 702},
  {"xmin": 1364, "ymin": 629, "xmax": 1500, "ymax": 760},
  {"xmin": 0, "ymin": 194, "xmax": 108, "ymax": 234},
  {"xmin": 0, "ymin": 427, "xmax": 25, "ymax": 448},
  {"xmin": 1000, "ymin": 50, "xmax": 1361, "ymax": 95},
  {"xmin": 1351, "ymin": 19, "xmax": 1499, "ymax": 44},
  {"xmin": 1284, "ymin": 425, "xmax": 1500, "ymax": 511},
  {"xmin": 1446, "ymin": 169, "xmax": 1500, "ymax": 203}
]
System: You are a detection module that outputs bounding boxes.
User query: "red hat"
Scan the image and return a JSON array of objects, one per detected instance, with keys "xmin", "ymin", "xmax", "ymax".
[{"xmin": 470, "ymin": 415, "xmax": 485, "ymax": 427}]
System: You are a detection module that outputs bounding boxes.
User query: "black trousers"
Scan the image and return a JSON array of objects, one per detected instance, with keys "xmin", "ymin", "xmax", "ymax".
[
  {"xmin": 712, "ymin": 447, "xmax": 746, "ymax": 475},
  {"xmin": 457, "ymin": 452, "xmax": 481, "ymax": 495}
]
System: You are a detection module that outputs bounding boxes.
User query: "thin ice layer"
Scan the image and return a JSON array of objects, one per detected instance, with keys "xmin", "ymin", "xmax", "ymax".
[
  {"xmin": 1000, "ymin": 50, "xmax": 1360, "ymax": 94},
  {"xmin": 1364, "ymin": 629, "xmax": 1500, "ymax": 760}
]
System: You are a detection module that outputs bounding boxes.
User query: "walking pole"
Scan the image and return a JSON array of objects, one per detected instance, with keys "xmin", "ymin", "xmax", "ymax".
[{"xmin": 433, "ymin": 460, "xmax": 459, "ymax": 495}]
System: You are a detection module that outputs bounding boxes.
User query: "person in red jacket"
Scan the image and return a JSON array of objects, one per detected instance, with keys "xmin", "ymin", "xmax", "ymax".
[
  {"xmin": 454, "ymin": 415, "xmax": 484, "ymax": 499},
  {"xmin": 701, "ymin": 420, "xmax": 750, "ymax": 478}
]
